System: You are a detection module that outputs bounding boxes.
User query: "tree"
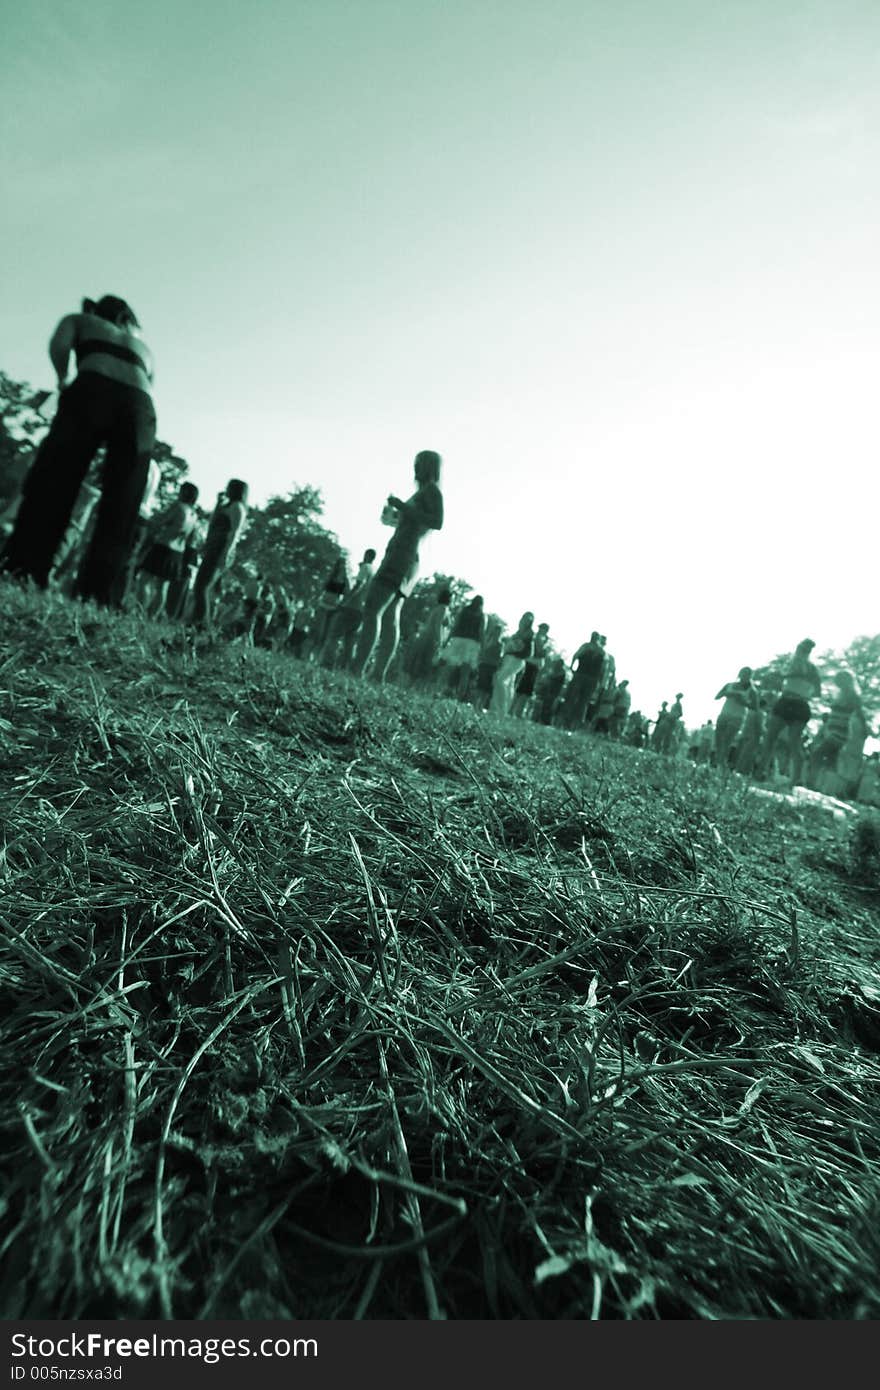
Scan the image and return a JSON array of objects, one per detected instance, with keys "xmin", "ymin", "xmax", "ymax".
[
  {"xmin": 151, "ymin": 439, "xmax": 190, "ymax": 512},
  {"xmin": 232, "ymin": 486, "xmax": 344, "ymax": 600},
  {"xmin": 0, "ymin": 372, "xmax": 49, "ymax": 502}
]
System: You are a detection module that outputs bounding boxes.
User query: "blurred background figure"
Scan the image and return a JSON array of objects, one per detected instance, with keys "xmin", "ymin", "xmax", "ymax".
[
  {"xmin": 473, "ymin": 617, "xmax": 504, "ymax": 710},
  {"xmin": 440, "ymin": 594, "xmax": 486, "ymax": 701},
  {"xmin": 560, "ymin": 631, "xmax": 605, "ymax": 730},
  {"xmin": 609, "ymin": 679, "xmax": 632, "ymax": 738},
  {"xmin": 759, "ymin": 639, "xmax": 822, "ymax": 785},
  {"xmin": 189, "ymin": 479, "xmax": 249, "ymax": 627},
  {"xmin": 312, "ymin": 555, "xmax": 349, "ymax": 657},
  {"xmin": 320, "ymin": 547, "xmax": 376, "ymax": 669},
  {"xmin": 406, "ymin": 587, "xmax": 452, "ymax": 687},
  {"xmin": 135, "ymin": 481, "xmax": 199, "ymax": 618},
  {"xmin": 713, "ymin": 666, "xmax": 759, "ymax": 770},
  {"xmin": 534, "ymin": 653, "xmax": 567, "ymax": 725},
  {"xmin": 491, "ymin": 611, "xmax": 535, "ymax": 717},
  {"xmin": 512, "ymin": 622, "xmax": 550, "ymax": 718},
  {"xmin": 808, "ymin": 670, "xmax": 868, "ymax": 795},
  {"xmin": 0, "ymin": 294, "xmax": 156, "ymax": 605}
]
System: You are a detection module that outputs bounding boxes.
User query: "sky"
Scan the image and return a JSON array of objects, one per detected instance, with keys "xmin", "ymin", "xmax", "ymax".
[{"xmin": 2, "ymin": 1, "xmax": 879, "ymax": 727}]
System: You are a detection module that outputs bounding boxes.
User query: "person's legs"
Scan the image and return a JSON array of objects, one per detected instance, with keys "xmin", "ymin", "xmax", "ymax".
[
  {"xmin": 787, "ymin": 722, "xmax": 809, "ymax": 786},
  {"xmin": 0, "ymin": 383, "xmax": 103, "ymax": 586},
  {"xmin": 714, "ymin": 715, "xmax": 742, "ymax": 771},
  {"xmin": 190, "ymin": 557, "xmax": 220, "ymax": 626},
  {"xmin": 77, "ymin": 390, "xmax": 155, "ymax": 606},
  {"xmin": 373, "ymin": 595, "xmax": 403, "ymax": 682},
  {"xmin": 351, "ymin": 580, "xmax": 396, "ymax": 676},
  {"xmin": 759, "ymin": 714, "xmax": 786, "ymax": 778}
]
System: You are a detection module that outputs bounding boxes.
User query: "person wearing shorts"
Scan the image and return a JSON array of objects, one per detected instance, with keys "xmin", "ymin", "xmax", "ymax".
[
  {"xmin": 441, "ymin": 595, "xmax": 486, "ymax": 700},
  {"xmin": 759, "ymin": 639, "xmax": 822, "ymax": 784},
  {"xmin": 320, "ymin": 548, "xmax": 376, "ymax": 668},
  {"xmin": 136, "ymin": 481, "xmax": 199, "ymax": 617},
  {"xmin": 351, "ymin": 451, "xmax": 443, "ymax": 682}
]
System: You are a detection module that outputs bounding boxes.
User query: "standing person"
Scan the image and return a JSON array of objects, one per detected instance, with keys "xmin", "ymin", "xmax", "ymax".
[
  {"xmin": 320, "ymin": 548, "xmax": 376, "ymax": 668},
  {"xmin": 808, "ymin": 671, "xmax": 868, "ymax": 793},
  {"xmin": 491, "ymin": 612, "xmax": 535, "ymax": 717},
  {"xmin": 351, "ymin": 450, "xmax": 444, "ymax": 682},
  {"xmin": 441, "ymin": 595, "xmax": 486, "ymax": 700},
  {"xmin": 735, "ymin": 689, "xmax": 766, "ymax": 776},
  {"xmin": 560, "ymin": 632, "xmax": 605, "ymax": 729},
  {"xmin": 406, "ymin": 588, "xmax": 452, "ymax": 686},
  {"xmin": 655, "ymin": 693, "xmax": 685, "ymax": 755},
  {"xmin": 135, "ymin": 482, "xmax": 200, "ymax": 617},
  {"xmin": 0, "ymin": 295, "xmax": 156, "ymax": 604},
  {"xmin": 474, "ymin": 617, "xmax": 504, "ymax": 710},
  {"xmin": 651, "ymin": 702, "xmax": 670, "ymax": 750},
  {"xmin": 609, "ymin": 679, "xmax": 632, "ymax": 738},
  {"xmin": 759, "ymin": 639, "xmax": 822, "ymax": 785},
  {"xmin": 312, "ymin": 556, "xmax": 350, "ymax": 657},
  {"xmin": 189, "ymin": 480, "xmax": 249, "ymax": 627},
  {"xmin": 534, "ymin": 654, "xmax": 568, "ymax": 725},
  {"xmin": 166, "ymin": 525, "xmax": 202, "ymax": 620},
  {"xmin": 713, "ymin": 667, "xmax": 759, "ymax": 770},
  {"xmin": 512, "ymin": 622, "xmax": 550, "ymax": 718}
]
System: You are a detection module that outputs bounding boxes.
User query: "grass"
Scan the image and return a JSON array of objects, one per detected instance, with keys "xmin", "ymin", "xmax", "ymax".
[{"xmin": 1, "ymin": 578, "xmax": 879, "ymax": 1319}]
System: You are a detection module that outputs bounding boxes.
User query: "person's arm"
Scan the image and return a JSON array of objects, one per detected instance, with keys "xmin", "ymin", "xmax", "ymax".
[
  {"xmin": 715, "ymin": 685, "xmax": 729, "ymax": 701},
  {"xmin": 48, "ymin": 315, "xmax": 79, "ymax": 388}
]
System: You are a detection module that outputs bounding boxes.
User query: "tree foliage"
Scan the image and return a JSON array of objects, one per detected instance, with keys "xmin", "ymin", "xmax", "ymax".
[
  {"xmin": 0, "ymin": 372, "xmax": 49, "ymax": 502},
  {"xmin": 232, "ymin": 487, "xmax": 344, "ymax": 601}
]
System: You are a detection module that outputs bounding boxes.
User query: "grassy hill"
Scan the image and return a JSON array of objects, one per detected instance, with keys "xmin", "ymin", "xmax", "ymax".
[{"xmin": 1, "ymin": 579, "xmax": 879, "ymax": 1319}]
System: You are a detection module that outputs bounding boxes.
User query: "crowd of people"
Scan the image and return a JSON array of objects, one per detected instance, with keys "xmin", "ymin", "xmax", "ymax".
[{"xmin": 1, "ymin": 293, "xmax": 877, "ymax": 806}]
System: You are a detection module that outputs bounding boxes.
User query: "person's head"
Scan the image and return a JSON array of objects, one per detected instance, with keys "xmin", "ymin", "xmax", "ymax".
[
  {"xmin": 470, "ymin": 595, "xmax": 484, "ymax": 610},
  {"xmin": 796, "ymin": 638, "xmax": 816, "ymax": 656},
  {"xmin": 738, "ymin": 666, "xmax": 752, "ymax": 682},
  {"xmin": 437, "ymin": 587, "xmax": 452, "ymax": 605},
  {"xmin": 179, "ymin": 482, "xmax": 199, "ymax": 505},
  {"xmin": 519, "ymin": 611, "xmax": 535, "ymax": 630},
  {"xmin": 363, "ymin": 548, "xmax": 377, "ymax": 564},
  {"xmin": 226, "ymin": 479, "xmax": 248, "ymax": 504},
  {"xmin": 537, "ymin": 622, "xmax": 549, "ymax": 635},
  {"xmin": 590, "ymin": 630, "xmax": 601, "ymax": 643},
  {"xmin": 82, "ymin": 295, "xmax": 140, "ymax": 329},
  {"xmin": 414, "ymin": 450, "xmax": 442, "ymax": 484},
  {"xmin": 600, "ymin": 634, "xmax": 608, "ymax": 647},
  {"xmin": 836, "ymin": 670, "xmax": 858, "ymax": 694},
  {"xmin": 675, "ymin": 692, "xmax": 683, "ymax": 700}
]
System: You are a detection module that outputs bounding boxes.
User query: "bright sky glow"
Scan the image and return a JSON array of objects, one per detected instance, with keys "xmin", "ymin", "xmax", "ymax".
[{"xmin": 2, "ymin": 1, "xmax": 878, "ymax": 726}]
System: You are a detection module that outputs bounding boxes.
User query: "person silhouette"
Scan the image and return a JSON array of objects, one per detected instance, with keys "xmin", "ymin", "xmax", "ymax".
[
  {"xmin": 1, "ymin": 294, "xmax": 156, "ymax": 605},
  {"xmin": 351, "ymin": 451, "xmax": 444, "ymax": 681}
]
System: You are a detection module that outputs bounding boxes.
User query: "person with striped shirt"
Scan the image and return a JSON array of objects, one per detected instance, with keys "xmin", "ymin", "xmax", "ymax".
[{"xmin": 0, "ymin": 295, "xmax": 157, "ymax": 605}]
